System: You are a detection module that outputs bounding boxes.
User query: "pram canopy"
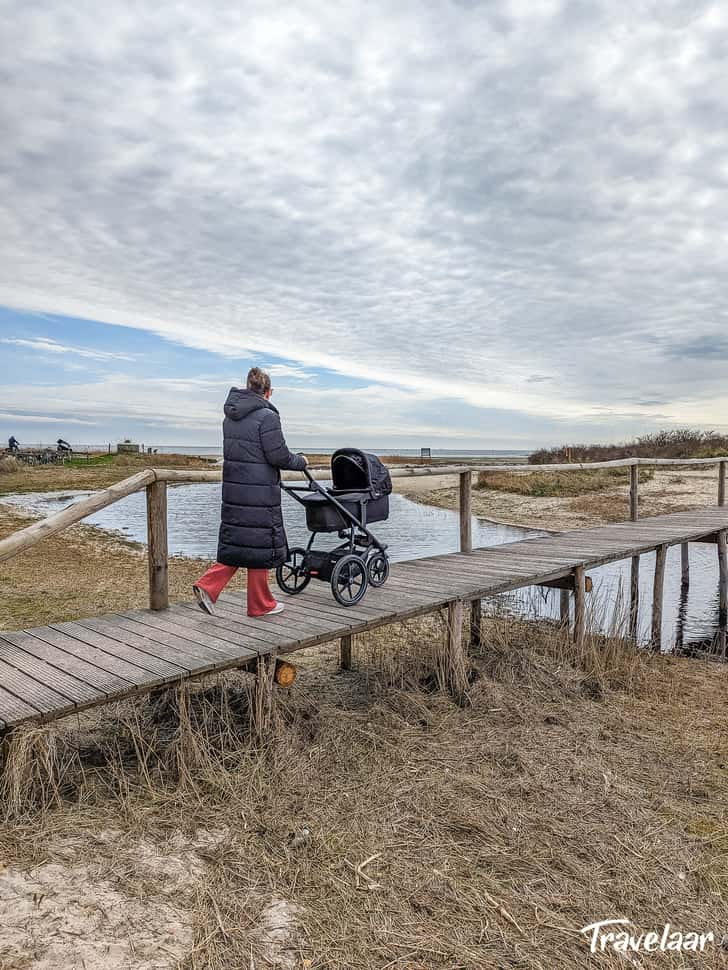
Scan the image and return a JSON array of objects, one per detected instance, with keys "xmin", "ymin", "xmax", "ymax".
[{"xmin": 330, "ymin": 448, "xmax": 392, "ymax": 498}]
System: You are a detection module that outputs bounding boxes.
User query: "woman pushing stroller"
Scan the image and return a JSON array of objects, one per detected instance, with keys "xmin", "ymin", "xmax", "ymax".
[{"xmin": 193, "ymin": 367, "xmax": 308, "ymax": 617}]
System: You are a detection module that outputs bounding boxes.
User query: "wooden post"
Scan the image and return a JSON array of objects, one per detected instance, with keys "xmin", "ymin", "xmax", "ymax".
[
  {"xmin": 718, "ymin": 530, "xmax": 727, "ymax": 660},
  {"xmin": 459, "ymin": 470, "xmax": 472, "ymax": 554},
  {"xmin": 681, "ymin": 543, "xmax": 690, "ymax": 587},
  {"xmin": 719, "ymin": 461, "xmax": 726, "ymax": 507},
  {"xmin": 573, "ymin": 565, "xmax": 586, "ymax": 651},
  {"xmin": 442, "ymin": 601, "xmax": 467, "ymax": 700},
  {"xmin": 559, "ymin": 588, "xmax": 570, "ymax": 628},
  {"xmin": 630, "ymin": 463, "xmax": 639, "ymax": 521},
  {"xmin": 651, "ymin": 544, "xmax": 667, "ymax": 651},
  {"xmin": 470, "ymin": 599, "xmax": 482, "ymax": 648},
  {"xmin": 629, "ymin": 557, "xmax": 640, "ymax": 641},
  {"xmin": 146, "ymin": 480, "xmax": 169, "ymax": 611},
  {"xmin": 340, "ymin": 634, "xmax": 353, "ymax": 670}
]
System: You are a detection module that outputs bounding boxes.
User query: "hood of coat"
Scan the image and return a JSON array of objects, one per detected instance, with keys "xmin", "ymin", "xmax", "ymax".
[{"xmin": 223, "ymin": 387, "xmax": 279, "ymax": 421}]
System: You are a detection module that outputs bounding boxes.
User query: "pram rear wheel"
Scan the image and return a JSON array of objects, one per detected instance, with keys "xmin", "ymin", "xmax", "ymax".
[
  {"xmin": 367, "ymin": 552, "xmax": 389, "ymax": 587},
  {"xmin": 276, "ymin": 547, "xmax": 311, "ymax": 595},
  {"xmin": 331, "ymin": 554, "xmax": 368, "ymax": 607}
]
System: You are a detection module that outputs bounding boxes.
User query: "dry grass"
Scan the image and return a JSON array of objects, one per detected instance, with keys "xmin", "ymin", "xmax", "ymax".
[
  {"xmin": 1, "ymin": 611, "xmax": 726, "ymax": 969},
  {"xmin": 476, "ymin": 468, "xmax": 635, "ymax": 498},
  {"xmin": 0, "ymin": 456, "xmax": 20, "ymax": 475},
  {"xmin": 531, "ymin": 428, "xmax": 728, "ymax": 464}
]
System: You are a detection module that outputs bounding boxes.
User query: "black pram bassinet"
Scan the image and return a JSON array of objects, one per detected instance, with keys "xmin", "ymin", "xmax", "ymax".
[{"xmin": 299, "ymin": 448, "xmax": 392, "ymax": 532}]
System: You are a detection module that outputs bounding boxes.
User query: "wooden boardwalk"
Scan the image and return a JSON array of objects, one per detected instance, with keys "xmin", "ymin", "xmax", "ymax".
[{"xmin": 2, "ymin": 506, "xmax": 728, "ymax": 732}]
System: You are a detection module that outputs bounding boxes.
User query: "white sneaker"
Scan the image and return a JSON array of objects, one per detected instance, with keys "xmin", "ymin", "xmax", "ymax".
[
  {"xmin": 263, "ymin": 601, "xmax": 285, "ymax": 616},
  {"xmin": 193, "ymin": 585, "xmax": 215, "ymax": 615}
]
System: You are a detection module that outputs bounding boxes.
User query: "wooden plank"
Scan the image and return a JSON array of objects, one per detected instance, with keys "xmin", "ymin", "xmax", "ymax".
[
  {"xmin": 146, "ymin": 480, "xmax": 169, "ymax": 611},
  {"xmin": 0, "ymin": 656, "xmax": 76, "ymax": 719},
  {"xmin": 1, "ymin": 629, "xmax": 134, "ymax": 695},
  {"xmin": 58, "ymin": 619, "xmax": 184, "ymax": 678},
  {"xmin": 38, "ymin": 624, "xmax": 172, "ymax": 685},
  {"xmin": 0, "ymin": 681, "xmax": 43, "ymax": 727},
  {"xmin": 459, "ymin": 470, "xmax": 472, "ymax": 554},
  {"xmin": 129, "ymin": 608, "xmax": 264, "ymax": 656},
  {"xmin": 94, "ymin": 615, "xmax": 234, "ymax": 668},
  {"xmin": 0, "ymin": 635, "xmax": 100, "ymax": 706},
  {"xmin": 651, "ymin": 545, "xmax": 667, "ymax": 650}
]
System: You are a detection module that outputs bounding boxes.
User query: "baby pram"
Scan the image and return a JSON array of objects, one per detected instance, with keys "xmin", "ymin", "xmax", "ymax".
[{"xmin": 277, "ymin": 448, "xmax": 392, "ymax": 606}]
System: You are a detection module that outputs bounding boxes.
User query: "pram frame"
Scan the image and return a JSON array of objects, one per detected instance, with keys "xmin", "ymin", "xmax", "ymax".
[{"xmin": 281, "ymin": 467, "xmax": 388, "ymax": 557}]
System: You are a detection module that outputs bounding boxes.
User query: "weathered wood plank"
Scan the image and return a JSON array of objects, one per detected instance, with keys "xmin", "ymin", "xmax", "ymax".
[
  {"xmin": 0, "ymin": 656, "xmax": 76, "ymax": 718},
  {"xmin": 0, "ymin": 635, "xmax": 100, "ymax": 705},
  {"xmin": 1, "ymin": 629, "xmax": 134, "ymax": 695}
]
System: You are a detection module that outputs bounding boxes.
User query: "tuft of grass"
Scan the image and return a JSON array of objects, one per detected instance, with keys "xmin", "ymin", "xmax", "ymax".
[{"xmin": 0, "ymin": 456, "xmax": 19, "ymax": 475}]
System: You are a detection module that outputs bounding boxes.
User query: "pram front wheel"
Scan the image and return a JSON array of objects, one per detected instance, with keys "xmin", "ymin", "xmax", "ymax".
[
  {"xmin": 276, "ymin": 547, "xmax": 311, "ymax": 595},
  {"xmin": 367, "ymin": 552, "xmax": 389, "ymax": 587},
  {"xmin": 331, "ymin": 554, "xmax": 368, "ymax": 607}
]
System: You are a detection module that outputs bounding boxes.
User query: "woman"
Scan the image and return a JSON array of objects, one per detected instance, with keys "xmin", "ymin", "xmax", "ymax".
[{"xmin": 193, "ymin": 367, "xmax": 307, "ymax": 616}]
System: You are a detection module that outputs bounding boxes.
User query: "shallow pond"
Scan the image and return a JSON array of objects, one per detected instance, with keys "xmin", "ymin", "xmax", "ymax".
[{"xmin": 3, "ymin": 486, "xmax": 724, "ymax": 654}]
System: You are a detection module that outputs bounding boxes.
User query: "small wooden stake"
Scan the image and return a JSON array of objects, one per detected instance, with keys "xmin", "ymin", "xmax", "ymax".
[
  {"xmin": 470, "ymin": 598, "xmax": 482, "ymax": 648},
  {"xmin": 573, "ymin": 565, "xmax": 586, "ymax": 652},
  {"xmin": 651, "ymin": 544, "xmax": 667, "ymax": 651},
  {"xmin": 146, "ymin": 480, "xmax": 169, "ymax": 611},
  {"xmin": 340, "ymin": 635, "xmax": 353, "ymax": 670},
  {"xmin": 459, "ymin": 471, "xmax": 472, "ymax": 554},
  {"xmin": 629, "ymin": 555, "xmax": 640, "ymax": 641},
  {"xmin": 717, "ymin": 530, "xmax": 727, "ymax": 660},
  {"xmin": 630, "ymin": 463, "xmax": 639, "ymax": 521},
  {"xmin": 680, "ymin": 542, "xmax": 690, "ymax": 587},
  {"xmin": 719, "ymin": 461, "xmax": 726, "ymax": 507}
]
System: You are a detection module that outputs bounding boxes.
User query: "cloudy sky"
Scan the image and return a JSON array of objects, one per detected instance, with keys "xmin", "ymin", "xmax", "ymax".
[{"xmin": 1, "ymin": 1, "xmax": 726, "ymax": 450}]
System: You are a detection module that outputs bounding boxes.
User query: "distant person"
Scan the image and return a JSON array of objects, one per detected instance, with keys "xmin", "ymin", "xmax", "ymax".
[
  {"xmin": 56, "ymin": 438, "xmax": 72, "ymax": 453},
  {"xmin": 8, "ymin": 435, "xmax": 19, "ymax": 453},
  {"xmin": 193, "ymin": 367, "xmax": 308, "ymax": 617}
]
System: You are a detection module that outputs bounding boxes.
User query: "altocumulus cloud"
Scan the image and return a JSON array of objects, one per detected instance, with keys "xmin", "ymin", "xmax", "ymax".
[{"xmin": 1, "ymin": 0, "xmax": 728, "ymax": 438}]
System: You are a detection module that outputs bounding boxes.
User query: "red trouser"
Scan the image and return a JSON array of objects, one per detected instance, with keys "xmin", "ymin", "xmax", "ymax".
[{"xmin": 194, "ymin": 563, "xmax": 277, "ymax": 617}]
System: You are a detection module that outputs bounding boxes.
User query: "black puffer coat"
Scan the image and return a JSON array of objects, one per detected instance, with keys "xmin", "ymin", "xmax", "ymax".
[{"xmin": 217, "ymin": 388, "xmax": 306, "ymax": 569}]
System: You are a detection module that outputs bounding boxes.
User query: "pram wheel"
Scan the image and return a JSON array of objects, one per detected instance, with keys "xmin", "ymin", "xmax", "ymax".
[
  {"xmin": 367, "ymin": 552, "xmax": 389, "ymax": 587},
  {"xmin": 276, "ymin": 547, "xmax": 311, "ymax": 595},
  {"xmin": 331, "ymin": 554, "xmax": 368, "ymax": 607}
]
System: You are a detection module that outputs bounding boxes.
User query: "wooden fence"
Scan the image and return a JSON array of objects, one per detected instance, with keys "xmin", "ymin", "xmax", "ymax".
[{"xmin": 1, "ymin": 457, "xmax": 726, "ymax": 612}]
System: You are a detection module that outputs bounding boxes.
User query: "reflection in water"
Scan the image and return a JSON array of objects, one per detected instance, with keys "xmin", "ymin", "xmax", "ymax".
[{"xmin": 3, "ymin": 485, "xmax": 725, "ymax": 654}]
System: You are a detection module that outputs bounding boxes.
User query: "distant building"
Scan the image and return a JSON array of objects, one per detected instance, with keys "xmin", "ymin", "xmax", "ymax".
[{"xmin": 117, "ymin": 439, "xmax": 140, "ymax": 454}]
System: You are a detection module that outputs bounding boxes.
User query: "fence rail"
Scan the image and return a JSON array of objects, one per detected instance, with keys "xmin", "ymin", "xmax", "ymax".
[{"xmin": 1, "ymin": 456, "xmax": 727, "ymax": 610}]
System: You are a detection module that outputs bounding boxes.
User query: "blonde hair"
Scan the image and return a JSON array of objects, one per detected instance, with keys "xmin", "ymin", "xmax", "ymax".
[{"xmin": 246, "ymin": 367, "xmax": 271, "ymax": 395}]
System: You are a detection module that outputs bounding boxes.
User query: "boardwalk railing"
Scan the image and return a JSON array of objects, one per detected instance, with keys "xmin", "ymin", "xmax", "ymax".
[{"xmin": 1, "ymin": 456, "xmax": 727, "ymax": 612}]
